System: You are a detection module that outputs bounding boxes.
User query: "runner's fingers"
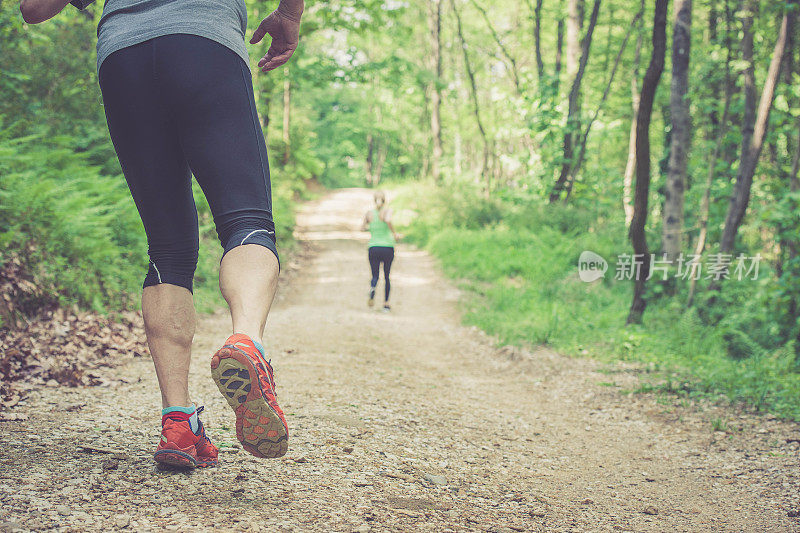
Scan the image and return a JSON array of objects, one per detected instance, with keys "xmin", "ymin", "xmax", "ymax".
[
  {"xmin": 256, "ymin": 45, "xmax": 278, "ymax": 68},
  {"xmin": 250, "ymin": 21, "xmax": 268, "ymax": 44},
  {"xmin": 260, "ymin": 53, "xmax": 293, "ymax": 72},
  {"xmin": 250, "ymin": 14, "xmax": 278, "ymax": 44},
  {"xmin": 258, "ymin": 46, "xmax": 296, "ymax": 72}
]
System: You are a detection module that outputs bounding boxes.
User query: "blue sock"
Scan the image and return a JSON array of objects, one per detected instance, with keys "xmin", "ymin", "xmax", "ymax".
[
  {"xmin": 253, "ymin": 340, "xmax": 267, "ymax": 359},
  {"xmin": 162, "ymin": 404, "xmax": 199, "ymax": 433}
]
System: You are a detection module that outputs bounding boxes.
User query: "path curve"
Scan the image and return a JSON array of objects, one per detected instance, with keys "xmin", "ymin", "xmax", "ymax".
[{"xmin": 1, "ymin": 188, "xmax": 798, "ymax": 532}]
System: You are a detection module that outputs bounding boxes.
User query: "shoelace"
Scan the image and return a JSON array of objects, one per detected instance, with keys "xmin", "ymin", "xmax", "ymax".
[
  {"xmin": 245, "ymin": 343, "xmax": 279, "ymax": 399},
  {"xmin": 260, "ymin": 360, "xmax": 278, "ymax": 396},
  {"xmin": 194, "ymin": 406, "xmax": 214, "ymax": 444},
  {"xmin": 267, "ymin": 359, "xmax": 277, "ymax": 390}
]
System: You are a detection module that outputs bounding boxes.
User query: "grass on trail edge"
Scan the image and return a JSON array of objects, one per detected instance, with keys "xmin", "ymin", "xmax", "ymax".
[
  {"xmin": 391, "ymin": 184, "xmax": 800, "ymax": 422},
  {"xmin": 0, "ymin": 130, "xmax": 303, "ymax": 321}
]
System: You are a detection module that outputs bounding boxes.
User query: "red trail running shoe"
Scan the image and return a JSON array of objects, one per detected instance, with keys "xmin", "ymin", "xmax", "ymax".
[
  {"xmin": 153, "ymin": 407, "xmax": 218, "ymax": 468},
  {"xmin": 211, "ymin": 334, "xmax": 288, "ymax": 458}
]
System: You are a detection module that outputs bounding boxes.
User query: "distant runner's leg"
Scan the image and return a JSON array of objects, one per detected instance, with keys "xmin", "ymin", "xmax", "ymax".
[
  {"xmin": 369, "ymin": 247, "xmax": 381, "ymax": 304},
  {"xmin": 383, "ymin": 248, "xmax": 395, "ymax": 303}
]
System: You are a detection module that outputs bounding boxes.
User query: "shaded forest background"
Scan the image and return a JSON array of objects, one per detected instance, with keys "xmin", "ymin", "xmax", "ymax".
[{"xmin": 2, "ymin": 0, "xmax": 800, "ymax": 417}]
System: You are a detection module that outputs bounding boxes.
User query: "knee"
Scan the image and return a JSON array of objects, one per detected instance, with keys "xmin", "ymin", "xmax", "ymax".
[{"xmin": 145, "ymin": 242, "xmax": 198, "ymax": 292}]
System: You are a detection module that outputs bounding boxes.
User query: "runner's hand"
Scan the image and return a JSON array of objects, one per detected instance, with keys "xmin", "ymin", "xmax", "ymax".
[{"xmin": 250, "ymin": 9, "xmax": 301, "ymax": 72}]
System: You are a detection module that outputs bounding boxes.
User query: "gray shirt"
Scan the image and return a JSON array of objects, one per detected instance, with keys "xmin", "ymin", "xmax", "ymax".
[{"xmin": 71, "ymin": 0, "xmax": 250, "ymax": 73}]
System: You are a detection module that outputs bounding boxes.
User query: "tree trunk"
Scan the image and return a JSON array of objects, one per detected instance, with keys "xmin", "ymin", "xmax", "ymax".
[
  {"xmin": 739, "ymin": 1, "xmax": 757, "ymax": 161},
  {"xmin": 779, "ymin": 10, "xmax": 797, "ymax": 283},
  {"xmin": 428, "ymin": 0, "xmax": 443, "ymax": 183},
  {"xmin": 687, "ymin": 94, "xmax": 733, "ymax": 305},
  {"xmin": 701, "ymin": 0, "xmax": 732, "ymax": 169},
  {"xmin": 282, "ymin": 67, "xmax": 291, "ymax": 165},
  {"xmin": 627, "ymin": 0, "xmax": 669, "ymax": 325},
  {"xmin": 708, "ymin": 0, "xmax": 718, "ymax": 43},
  {"xmin": 451, "ymin": 0, "xmax": 489, "ymax": 193},
  {"xmin": 260, "ymin": 94, "xmax": 271, "ymax": 132},
  {"xmin": 623, "ymin": 0, "xmax": 645, "ymax": 227},
  {"xmin": 706, "ymin": 0, "xmax": 720, "ymax": 129},
  {"xmin": 254, "ymin": 76, "xmax": 273, "ymax": 133},
  {"xmin": 662, "ymin": 0, "xmax": 693, "ymax": 261},
  {"xmin": 687, "ymin": 0, "xmax": 735, "ymax": 306},
  {"xmin": 565, "ymin": 7, "xmax": 643, "ymax": 200},
  {"xmin": 566, "ymin": 0, "xmax": 584, "ymax": 79},
  {"xmin": 719, "ymin": 7, "xmax": 791, "ymax": 254},
  {"xmin": 366, "ymin": 132, "xmax": 375, "ymax": 186},
  {"xmin": 420, "ymin": 155, "xmax": 430, "ymax": 181},
  {"xmin": 373, "ymin": 144, "xmax": 387, "ymax": 186},
  {"xmin": 534, "ymin": 0, "xmax": 545, "ymax": 81},
  {"xmin": 600, "ymin": 5, "xmax": 614, "ymax": 75},
  {"xmin": 554, "ymin": 9, "xmax": 565, "ymax": 95},
  {"xmin": 549, "ymin": 0, "xmax": 601, "ymax": 203},
  {"xmin": 454, "ymin": 130, "xmax": 463, "ymax": 176}
]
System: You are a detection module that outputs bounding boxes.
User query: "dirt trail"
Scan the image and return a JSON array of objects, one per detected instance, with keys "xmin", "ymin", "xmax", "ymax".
[{"xmin": 2, "ymin": 188, "xmax": 799, "ymax": 532}]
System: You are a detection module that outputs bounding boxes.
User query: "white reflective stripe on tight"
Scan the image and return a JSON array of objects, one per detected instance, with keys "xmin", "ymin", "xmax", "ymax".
[
  {"xmin": 150, "ymin": 261, "xmax": 162, "ymax": 283},
  {"xmin": 240, "ymin": 229, "xmax": 275, "ymax": 246}
]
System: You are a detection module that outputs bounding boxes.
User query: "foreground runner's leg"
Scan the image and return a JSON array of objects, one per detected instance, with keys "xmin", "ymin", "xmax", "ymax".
[
  {"xmin": 99, "ymin": 40, "xmax": 221, "ymax": 464},
  {"xmin": 151, "ymin": 35, "xmax": 286, "ymax": 458},
  {"xmin": 212, "ymin": 245, "xmax": 288, "ymax": 458},
  {"xmin": 142, "ymin": 285, "xmax": 195, "ymax": 409},
  {"xmin": 101, "ymin": 34, "xmax": 285, "ymax": 463}
]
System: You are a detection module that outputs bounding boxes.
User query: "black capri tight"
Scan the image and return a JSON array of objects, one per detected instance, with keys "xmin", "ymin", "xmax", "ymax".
[
  {"xmin": 368, "ymin": 246, "xmax": 394, "ymax": 301},
  {"xmin": 99, "ymin": 34, "xmax": 278, "ymax": 292}
]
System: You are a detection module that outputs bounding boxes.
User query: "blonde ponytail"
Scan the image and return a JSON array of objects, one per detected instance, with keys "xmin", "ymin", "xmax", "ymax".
[{"xmin": 373, "ymin": 190, "xmax": 387, "ymax": 217}]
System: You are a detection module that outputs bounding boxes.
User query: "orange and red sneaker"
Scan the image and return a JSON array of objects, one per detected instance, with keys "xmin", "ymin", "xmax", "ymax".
[
  {"xmin": 153, "ymin": 407, "xmax": 219, "ymax": 468},
  {"xmin": 210, "ymin": 334, "xmax": 288, "ymax": 458}
]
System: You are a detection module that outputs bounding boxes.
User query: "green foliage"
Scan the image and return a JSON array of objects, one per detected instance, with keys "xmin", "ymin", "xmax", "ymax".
[
  {"xmin": 398, "ymin": 185, "xmax": 800, "ymax": 420},
  {"xmin": 764, "ymin": 189, "xmax": 800, "ymax": 359},
  {"xmin": 0, "ymin": 1, "xmax": 307, "ymax": 319},
  {"xmin": 711, "ymin": 418, "xmax": 728, "ymax": 432},
  {"xmin": 0, "ymin": 125, "xmax": 299, "ymax": 317},
  {"xmin": 0, "ymin": 130, "xmax": 144, "ymax": 312},
  {"xmin": 1, "ymin": 3, "xmax": 100, "ymax": 137}
]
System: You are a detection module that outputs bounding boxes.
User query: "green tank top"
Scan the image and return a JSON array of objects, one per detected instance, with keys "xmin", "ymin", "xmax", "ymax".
[{"xmin": 368, "ymin": 209, "xmax": 395, "ymax": 248}]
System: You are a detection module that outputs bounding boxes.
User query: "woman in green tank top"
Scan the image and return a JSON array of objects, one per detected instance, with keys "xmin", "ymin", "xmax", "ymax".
[{"xmin": 361, "ymin": 191, "xmax": 399, "ymax": 311}]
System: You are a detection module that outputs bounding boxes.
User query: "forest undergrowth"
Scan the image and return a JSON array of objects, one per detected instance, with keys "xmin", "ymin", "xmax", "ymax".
[{"xmin": 395, "ymin": 183, "xmax": 800, "ymax": 421}]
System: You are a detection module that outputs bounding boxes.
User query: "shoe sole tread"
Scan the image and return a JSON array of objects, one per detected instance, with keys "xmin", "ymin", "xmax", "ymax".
[{"xmin": 211, "ymin": 345, "xmax": 288, "ymax": 459}]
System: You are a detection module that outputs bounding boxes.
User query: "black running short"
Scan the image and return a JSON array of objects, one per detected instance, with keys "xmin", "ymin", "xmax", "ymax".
[{"xmin": 99, "ymin": 34, "xmax": 278, "ymax": 292}]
